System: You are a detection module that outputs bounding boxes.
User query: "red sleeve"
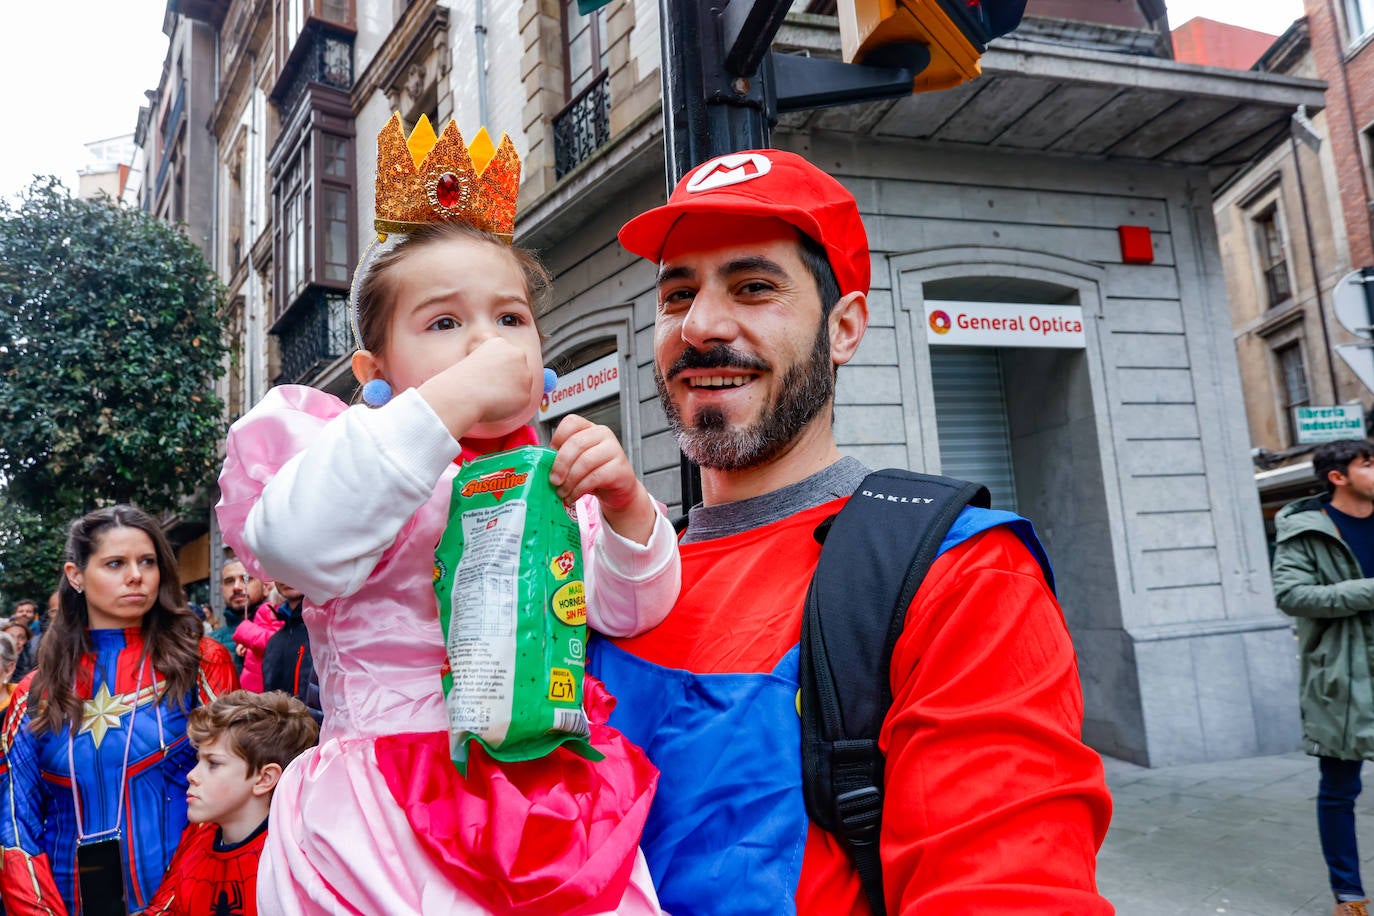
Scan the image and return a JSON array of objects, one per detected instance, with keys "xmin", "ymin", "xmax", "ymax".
[
  {"xmin": 198, "ymin": 638, "xmax": 240, "ymax": 702},
  {"xmin": 145, "ymin": 824, "xmax": 199, "ymax": 915},
  {"xmin": 878, "ymin": 527, "xmax": 1113, "ymax": 914},
  {"xmin": 0, "ymin": 849, "xmax": 68, "ymax": 916},
  {"xmin": 0, "ymin": 682, "xmax": 69, "ymax": 916}
]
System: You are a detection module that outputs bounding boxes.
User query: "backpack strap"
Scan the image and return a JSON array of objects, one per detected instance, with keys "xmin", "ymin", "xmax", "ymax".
[{"xmin": 800, "ymin": 470, "xmax": 990, "ymax": 915}]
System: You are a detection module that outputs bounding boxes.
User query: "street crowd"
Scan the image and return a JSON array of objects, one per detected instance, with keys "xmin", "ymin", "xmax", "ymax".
[{"xmin": 0, "ymin": 131, "xmax": 1116, "ymax": 915}]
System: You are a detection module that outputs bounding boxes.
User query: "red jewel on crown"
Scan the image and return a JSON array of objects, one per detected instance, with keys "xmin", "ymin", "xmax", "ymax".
[{"xmin": 435, "ymin": 172, "xmax": 465, "ymax": 209}]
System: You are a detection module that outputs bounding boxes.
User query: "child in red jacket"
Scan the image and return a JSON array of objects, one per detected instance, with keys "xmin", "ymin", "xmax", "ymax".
[{"xmin": 147, "ymin": 690, "xmax": 318, "ymax": 915}]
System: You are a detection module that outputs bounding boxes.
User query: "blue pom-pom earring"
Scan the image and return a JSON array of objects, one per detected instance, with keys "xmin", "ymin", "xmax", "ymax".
[
  {"xmin": 543, "ymin": 368, "xmax": 559, "ymax": 394},
  {"xmin": 362, "ymin": 378, "xmax": 393, "ymax": 407}
]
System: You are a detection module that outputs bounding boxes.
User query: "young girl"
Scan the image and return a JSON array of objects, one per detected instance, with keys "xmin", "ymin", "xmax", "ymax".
[
  {"xmin": 0, "ymin": 505, "xmax": 239, "ymax": 913},
  {"xmin": 217, "ymin": 119, "xmax": 678, "ymax": 916}
]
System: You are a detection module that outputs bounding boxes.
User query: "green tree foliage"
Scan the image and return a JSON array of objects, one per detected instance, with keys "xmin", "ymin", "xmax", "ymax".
[
  {"xmin": 0, "ymin": 498, "xmax": 65, "ymax": 603},
  {"xmin": 0, "ymin": 177, "xmax": 228, "ymax": 602}
]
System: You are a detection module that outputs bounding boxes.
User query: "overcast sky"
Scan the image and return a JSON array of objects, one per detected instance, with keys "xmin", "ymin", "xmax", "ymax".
[
  {"xmin": 0, "ymin": 0, "xmax": 167, "ymax": 203},
  {"xmin": 0, "ymin": 0, "xmax": 1309, "ymax": 203},
  {"xmin": 1165, "ymin": 0, "xmax": 1305, "ymax": 35}
]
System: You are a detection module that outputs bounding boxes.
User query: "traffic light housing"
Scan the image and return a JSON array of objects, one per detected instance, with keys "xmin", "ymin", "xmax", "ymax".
[{"xmin": 838, "ymin": 0, "xmax": 1027, "ymax": 93}]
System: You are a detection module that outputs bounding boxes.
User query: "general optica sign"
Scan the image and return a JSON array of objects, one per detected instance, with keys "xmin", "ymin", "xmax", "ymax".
[
  {"xmin": 539, "ymin": 352, "xmax": 622, "ymax": 420},
  {"xmin": 924, "ymin": 300, "xmax": 1086, "ymax": 349}
]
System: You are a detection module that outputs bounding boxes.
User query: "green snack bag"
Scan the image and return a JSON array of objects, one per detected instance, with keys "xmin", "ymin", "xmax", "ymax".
[{"xmin": 433, "ymin": 446, "xmax": 600, "ymax": 772}]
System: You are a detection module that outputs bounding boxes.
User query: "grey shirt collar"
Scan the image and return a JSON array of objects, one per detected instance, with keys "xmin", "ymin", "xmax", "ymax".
[{"xmin": 680, "ymin": 456, "xmax": 870, "ymax": 544}]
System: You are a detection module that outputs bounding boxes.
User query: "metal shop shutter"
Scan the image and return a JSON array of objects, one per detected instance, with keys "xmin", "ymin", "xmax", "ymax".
[{"xmin": 929, "ymin": 346, "xmax": 1018, "ymax": 512}]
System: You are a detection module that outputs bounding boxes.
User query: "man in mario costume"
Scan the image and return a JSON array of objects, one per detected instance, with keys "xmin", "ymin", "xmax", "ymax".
[{"xmin": 588, "ymin": 149, "xmax": 1114, "ymax": 915}]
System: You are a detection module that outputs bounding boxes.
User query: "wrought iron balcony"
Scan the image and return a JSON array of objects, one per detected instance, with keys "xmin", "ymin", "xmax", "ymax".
[
  {"xmin": 1263, "ymin": 261, "xmax": 1292, "ymax": 307},
  {"xmin": 274, "ymin": 287, "xmax": 352, "ymax": 385},
  {"xmin": 553, "ymin": 72, "xmax": 610, "ymax": 179},
  {"xmin": 276, "ymin": 27, "xmax": 354, "ymax": 122}
]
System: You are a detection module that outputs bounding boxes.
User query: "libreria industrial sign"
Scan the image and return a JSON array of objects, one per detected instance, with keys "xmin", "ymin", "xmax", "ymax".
[
  {"xmin": 924, "ymin": 300, "xmax": 1086, "ymax": 349},
  {"xmin": 1294, "ymin": 404, "xmax": 1367, "ymax": 445}
]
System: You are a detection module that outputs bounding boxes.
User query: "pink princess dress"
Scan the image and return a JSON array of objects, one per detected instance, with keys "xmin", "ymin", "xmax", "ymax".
[{"xmin": 217, "ymin": 385, "xmax": 679, "ymax": 915}]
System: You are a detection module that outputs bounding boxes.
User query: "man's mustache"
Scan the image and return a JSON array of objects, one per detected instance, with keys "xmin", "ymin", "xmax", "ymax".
[{"xmin": 666, "ymin": 346, "xmax": 770, "ymax": 381}]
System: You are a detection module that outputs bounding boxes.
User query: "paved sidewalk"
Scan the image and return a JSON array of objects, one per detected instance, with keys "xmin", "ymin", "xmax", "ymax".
[{"xmin": 1098, "ymin": 751, "xmax": 1373, "ymax": 915}]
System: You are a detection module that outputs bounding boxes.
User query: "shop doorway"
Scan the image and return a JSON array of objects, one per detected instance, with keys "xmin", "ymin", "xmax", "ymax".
[
  {"xmin": 923, "ymin": 278, "xmax": 1120, "ymax": 639},
  {"xmin": 930, "ymin": 346, "xmax": 1019, "ymax": 511}
]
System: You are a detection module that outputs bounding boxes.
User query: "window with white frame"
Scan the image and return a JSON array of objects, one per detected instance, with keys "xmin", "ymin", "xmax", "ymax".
[
  {"xmin": 226, "ymin": 140, "xmax": 246, "ymax": 269},
  {"xmin": 1365, "ymin": 125, "xmax": 1374, "ymax": 193},
  {"xmin": 1347, "ymin": 0, "xmax": 1373, "ymax": 41}
]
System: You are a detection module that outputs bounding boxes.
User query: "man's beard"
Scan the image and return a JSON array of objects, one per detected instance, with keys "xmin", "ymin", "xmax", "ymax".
[{"xmin": 655, "ymin": 321, "xmax": 834, "ymax": 471}]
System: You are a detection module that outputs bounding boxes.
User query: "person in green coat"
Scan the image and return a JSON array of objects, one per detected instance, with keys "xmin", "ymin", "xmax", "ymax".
[{"xmin": 1273, "ymin": 438, "xmax": 1374, "ymax": 916}]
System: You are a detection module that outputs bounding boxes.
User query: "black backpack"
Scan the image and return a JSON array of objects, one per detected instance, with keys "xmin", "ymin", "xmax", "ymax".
[{"xmin": 799, "ymin": 470, "xmax": 991, "ymax": 916}]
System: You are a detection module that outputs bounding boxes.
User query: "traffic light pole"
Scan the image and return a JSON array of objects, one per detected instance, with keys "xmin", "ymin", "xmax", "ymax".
[
  {"xmin": 659, "ymin": 0, "xmax": 778, "ymax": 187},
  {"xmin": 660, "ymin": 0, "xmax": 780, "ymax": 509},
  {"xmin": 657, "ymin": 0, "xmax": 938, "ymax": 507}
]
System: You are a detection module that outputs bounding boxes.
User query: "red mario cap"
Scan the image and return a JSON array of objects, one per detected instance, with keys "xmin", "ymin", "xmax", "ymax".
[{"xmin": 618, "ymin": 150, "xmax": 870, "ymax": 296}]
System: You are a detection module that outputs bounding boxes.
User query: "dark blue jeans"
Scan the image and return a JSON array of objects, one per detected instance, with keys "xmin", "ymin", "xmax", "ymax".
[{"xmin": 1319, "ymin": 756, "xmax": 1365, "ymax": 900}]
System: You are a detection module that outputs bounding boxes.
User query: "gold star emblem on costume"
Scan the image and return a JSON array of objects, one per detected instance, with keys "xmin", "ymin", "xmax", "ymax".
[{"xmin": 79, "ymin": 683, "xmax": 134, "ymax": 749}]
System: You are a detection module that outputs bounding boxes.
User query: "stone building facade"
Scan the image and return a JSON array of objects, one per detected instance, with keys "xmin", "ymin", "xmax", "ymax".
[
  {"xmin": 141, "ymin": 0, "xmax": 1325, "ymax": 766},
  {"xmin": 1308, "ymin": 0, "xmax": 1374, "ymax": 277},
  {"xmin": 1208, "ymin": 3, "xmax": 1374, "ymax": 522},
  {"xmin": 135, "ymin": 4, "xmax": 225, "ymax": 598},
  {"xmin": 519, "ymin": 2, "xmax": 1320, "ymax": 767},
  {"xmin": 1213, "ymin": 20, "xmax": 1364, "ymax": 520}
]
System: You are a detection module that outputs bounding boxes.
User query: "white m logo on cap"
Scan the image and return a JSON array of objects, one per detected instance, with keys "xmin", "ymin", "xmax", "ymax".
[{"xmin": 686, "ymin": 153, "xmax": 773, "ymax": 193}]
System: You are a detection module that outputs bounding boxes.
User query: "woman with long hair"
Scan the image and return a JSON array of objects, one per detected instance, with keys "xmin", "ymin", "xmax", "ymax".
[
  {"xmin": 0, "ymin": 632, "xmax": 19, "ymax": 710},
  {"xmin": 0, "ymin": 505, "xmax": 238, "ymax": 914}
]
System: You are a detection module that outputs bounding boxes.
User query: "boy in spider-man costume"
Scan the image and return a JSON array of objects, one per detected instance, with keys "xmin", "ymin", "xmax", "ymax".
[{"xmin": 146, "ymin": 690, "xmax": 318, "ymax": 916}]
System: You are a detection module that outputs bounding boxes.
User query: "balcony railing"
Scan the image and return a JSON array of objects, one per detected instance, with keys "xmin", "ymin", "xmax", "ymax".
[
  {"xmin": 275, "ymin": 287, "xmax": 352, "ymax": 384},
  {"xmin": 1263, "ymin": 260, "xmax": 1291, "ymax": 307},
  {"xmin": 553, "ymin": 71, "xmax": 610, "ymax": 179},
  {"xmin": 154, "ymin": 80, "xmax": 187, "ymax": 201},
  {"xmin": 277, "ymin": 28, "xmax": 354, "ymax": 122}
]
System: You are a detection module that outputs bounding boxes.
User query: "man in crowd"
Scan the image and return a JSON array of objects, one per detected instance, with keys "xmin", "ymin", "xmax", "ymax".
[
  {"xmin": 1273, "ymin": 439, "xmax": 1374, "ymax": 916},
  {"xmin": 8, "ymin": 600, "xmax": 39, "ymax": 682},
  {"xmin": 215, "ymin": 558, "xmax": 270, "ymax": 666},
  {"xmin": 591, "ymin": 149, "xmax": 1113, "ymax": 913},
  {"xmin": 9, "ymin": 600, "xmax": 37, "ymax": 635}
]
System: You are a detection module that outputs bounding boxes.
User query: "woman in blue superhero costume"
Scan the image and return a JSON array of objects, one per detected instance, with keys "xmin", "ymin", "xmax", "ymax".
[{"xmin": 0, "ymin": 505, "xmax": 238, "ymax": 914}]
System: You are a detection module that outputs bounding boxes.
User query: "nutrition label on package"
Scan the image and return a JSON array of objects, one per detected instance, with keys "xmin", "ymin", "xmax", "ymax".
[{"xmin": 451, "ymin": 501, "xmax": 526, "ymax": 639}]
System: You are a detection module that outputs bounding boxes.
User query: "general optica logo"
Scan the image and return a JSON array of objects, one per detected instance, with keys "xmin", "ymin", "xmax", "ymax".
[{"xmin": 928, "ymin": 310, "xmax": 952, "ymax": 335}]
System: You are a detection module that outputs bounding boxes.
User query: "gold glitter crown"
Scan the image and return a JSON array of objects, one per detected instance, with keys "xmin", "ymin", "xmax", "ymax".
[{"xmin": 373, "ymin": 113, "xmax": 520, "ymax": 239}]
